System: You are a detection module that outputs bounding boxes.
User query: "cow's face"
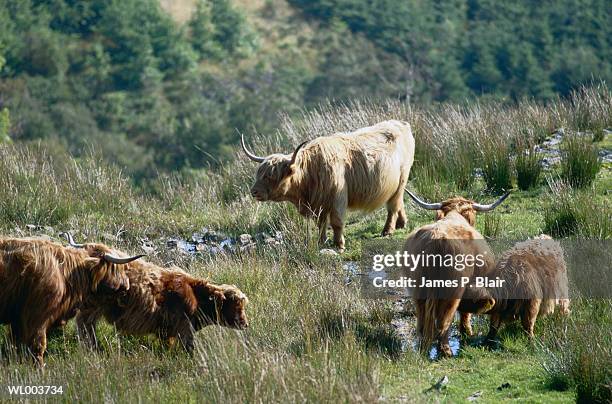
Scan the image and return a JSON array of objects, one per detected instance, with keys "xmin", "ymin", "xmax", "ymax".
[
  {"xmin": 251, "ymin": 154, "xmax": 296, "ymax": 201},
  {"xmin": 435, "ymin": 198, "xmax": 477, "ymax": 226},
  {"xmin": 241, "ymin": 135, "xmax": 308, "ymax": 202},
  {"xmin": 219, "ymin": 287, "xmax": 249, "ymax": 330}
]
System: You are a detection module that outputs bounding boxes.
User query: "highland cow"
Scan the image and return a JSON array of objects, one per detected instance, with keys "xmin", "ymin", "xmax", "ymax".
[
  {"xmin": 473, "ymin": 235, "xmax": 570, "ymax": 341},
  {"xmin": 241, "ymin": 120, "xmax": 415, "ymax": 251},
  {"xmin": 63, "ymin": 234, "xmax": 248, "ymax": 352},
  {"xmin": 0, "ymin": 237, "xmax": 141, "ymax": 365},
  {"xmin": 402, "ymin": 190, "xmax": 510, "ymax": 357}
]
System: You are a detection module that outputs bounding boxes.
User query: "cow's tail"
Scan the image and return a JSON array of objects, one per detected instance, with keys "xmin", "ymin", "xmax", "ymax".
[{"xmin": 420, "ymin": 299, "xmax": 438, "ymax": 353}]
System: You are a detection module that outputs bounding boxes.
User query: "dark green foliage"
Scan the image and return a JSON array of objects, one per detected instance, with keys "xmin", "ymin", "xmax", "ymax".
[
  {"xmin": 561, "ymin": 134, "xmax": 601, "ymax": 188},
  {"xmin": 290, "ymin": 0, "xmax": 611, "ymax": 102}
]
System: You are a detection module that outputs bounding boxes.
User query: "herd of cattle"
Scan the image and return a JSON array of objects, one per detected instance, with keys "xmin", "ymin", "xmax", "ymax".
[{"xmin": 0, "ymin": 120, "xmax": 570, "ymax": 365}]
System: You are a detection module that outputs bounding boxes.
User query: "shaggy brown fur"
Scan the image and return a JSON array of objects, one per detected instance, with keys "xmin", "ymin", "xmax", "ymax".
[
  {"xmin": 243, "ymin": 120, "xmax": 415, "ymax": 251},
  {"xmin": 472, "ymin": 235, "xmax": 570, "ymax": 340},
  {"xmin": 403, "ymin": 208, "xmax": 496, "ymax": 357},
  {"xmin": 401, "ymin": 192, "xmax": 515, "ymax": 357},
  {"xmin": 0, "ymin": 238, "xmax": 130, "ymax": 365},
  {"xmin": 75, "ymin": 250, "xmax": 248, "ymax": 352}
]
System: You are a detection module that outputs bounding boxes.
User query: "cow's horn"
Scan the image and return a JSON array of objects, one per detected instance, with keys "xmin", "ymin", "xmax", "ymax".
[
  {"xmin": 103, "ymin": 253, "xmax": 146, "ymax": 264},
  {"xmin": 62, "ymin": 232, "xmax": 84, "ymax": 248},
  {"xmin": 404, "ymin": 189, "xmax": 443, "ymax": 210},
  {"xmin": 240, "ymin": 134, "xmax": 265, "ymax": 163},
  {"xmin": 290, "ymin": 140, "xmax": 308, "ymax": 164},
  {"xmin": 472, "ymin": 191, "xmax": 512, "ymax": 212}
]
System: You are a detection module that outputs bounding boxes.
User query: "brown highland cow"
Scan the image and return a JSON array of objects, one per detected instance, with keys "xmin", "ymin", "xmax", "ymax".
[
  {"xmin": 402, "ymin": 190, "xmax": 510, "ymax": 357},
  {"xmin": 470, "ymin": 235, "xmax": 570, "ymax": 341},
  {"xmin": 63, "ymin": 234, "xmax": 248, "ymax": 352},
  {"xmin": 0, "ymin": 237, "xmax": 141, "ymax": 365}
]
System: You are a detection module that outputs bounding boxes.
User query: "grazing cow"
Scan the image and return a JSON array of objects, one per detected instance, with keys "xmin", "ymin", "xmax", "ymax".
[
  {"xmin": 0, "ymin": 237, "xmax": 141, "ymax": 365},
  {"xmin": 241, "ymin": 120, "xmax": 415, "ymax": 251},
  {"xmin": 402, "ymin": 190, "xmax": 510, "ymax": 357},
  {"xmin": 63, "ymin": 234, "xmax": 248, "ymax": 352},
  {"xmin": 463, "ymin": 235, "xmax": 570, "ymax": 341}
]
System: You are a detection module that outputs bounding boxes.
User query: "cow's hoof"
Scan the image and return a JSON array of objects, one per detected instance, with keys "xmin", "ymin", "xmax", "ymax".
[
  {"xmin": 381, "ymin": 229, "xmax": 394, "ymax": 237},
  {"xmin": 439, "ymin": 345, "xmax": 453, "ymax": 358},
  {"xmin": 396, "ymin": 216, "xmax": 407, "ymax": 229}
]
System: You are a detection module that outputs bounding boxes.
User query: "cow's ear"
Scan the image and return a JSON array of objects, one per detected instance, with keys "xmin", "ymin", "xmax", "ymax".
[{"xmin": 284, "ymin": 162, "xmax": 296, "ymax": 177}]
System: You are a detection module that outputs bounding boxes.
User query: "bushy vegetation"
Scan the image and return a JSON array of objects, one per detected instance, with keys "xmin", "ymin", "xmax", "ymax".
[
  {"xmin": 1, "ymin": 0, "xmax": 611, "ymax": 182},
  {"xmin": 540, "ymin": 299, "xmax": 612, "ymax": 403},
  {"xmin": 515, "ymin": 146, "xmax": 542, "ymax": 190},
  {"xmin": 560, "ymin": 133, "xmax": 602, "ymax": 188}
]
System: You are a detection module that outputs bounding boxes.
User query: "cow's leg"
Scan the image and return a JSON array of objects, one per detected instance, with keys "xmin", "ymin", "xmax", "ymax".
[
  {"xmin": 27, "ymin": 328, "xmax": 47, "ymax": 367},
  {"xmin": 522, "ymin": 299, "xmax": 541, "ymax": 338},
  {"xmin": 318, "ymin": 213, "xmax": 329, "ymax": 246},
  {"xmin": 76, "ymin": 311, "xmax": 100, "ymax": 349},
  {"xmin": 486, "ymin": 313, "xmax": 502, "ymax": 344},
  {"xmin": 383, "ymin": 173, "xmax": 409, "ymax": 235},
  {"xmin": 415, "ymin": 299, "xmax": 426, "ymax": 337},
  {"xmin": 436, "ymin": 299, "xmax": 461, "ymax": 357},
  {"xmin": 177, "ymin": 323, "xmax": 195, "ymax": 354},
  {"xmin": 459, "ymin": 312, "xmax": 473, "ymax": 337},
  {"xmin": 328, "ymin": 195, "xmax": 347, "ymax": 251}
]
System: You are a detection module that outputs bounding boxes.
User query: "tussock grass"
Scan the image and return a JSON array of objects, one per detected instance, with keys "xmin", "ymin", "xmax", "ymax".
[
  {"xmin": 560, "ymin": 133, "xmax": 602, "ymax": 188},
  {"xmin": 543, "ymin": 179, "xmax": 611, "ymax": 238},
  {"xmin": 515, "ymin": 145, "xmax": 542, "ymax": 190},
  {"xmin": 539, "ymin": 299, "xmax": 612, "ymax": 403}
]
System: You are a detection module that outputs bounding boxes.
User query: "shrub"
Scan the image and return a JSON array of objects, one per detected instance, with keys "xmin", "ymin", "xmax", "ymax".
[
  {"xmin": 560, "ymin": 134, "xmax": 601, "ymax": 188},
  {"xmin": 515, "ymin": 146, "xmax": 542, "ymax": 190}
]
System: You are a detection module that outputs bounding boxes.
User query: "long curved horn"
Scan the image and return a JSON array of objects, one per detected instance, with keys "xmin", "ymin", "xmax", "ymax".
[
  {"xmin": 61, "ymin": 232, "xmax": 84, "ymax": 248},
  {"xmin": 240, "ymin": 134, "xmax": 265, "ymax": 163},
  {"xmin": 103, "ymin": 253, "xmax": 146, "ymax": 265},
  {"xmin": 290, "ymin": 140, "xmax": 308, "ymax": 164},
  {"xmin": 404, "ymin": 189, "xmax": 443, "ymax": 210},
  {"xmin": 473, "ymin": 191, "xmax": 512, "ymax": 212}
]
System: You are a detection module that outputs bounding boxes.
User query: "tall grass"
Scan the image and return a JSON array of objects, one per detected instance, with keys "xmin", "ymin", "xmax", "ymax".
[
  {"xmin": 539, "ymin": 299, "xmax": 612, "ymax": 403},
  {"xmin": 560, "ymin": 133, "xmax": 602, "ymax": 188},
  {"xmin": 543, "ymin": 179, "xmax": 611, "ymax": 238},
  {"xmin": 481, "ymin": 138, "xmax": 513, "ymax": 192},
  {"xmin": 515, "ymin": 145, "xmax": 542, "ymax": 190}
]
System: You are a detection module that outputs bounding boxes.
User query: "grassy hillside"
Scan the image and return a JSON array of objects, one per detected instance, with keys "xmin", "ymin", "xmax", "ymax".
[
  {"xmin": 0, "ymin": 88, "xmax": 610, "ymax": 402},
  {"xmin": 1, "ymin": 0, "xmax": 610, "ymax": 182}
]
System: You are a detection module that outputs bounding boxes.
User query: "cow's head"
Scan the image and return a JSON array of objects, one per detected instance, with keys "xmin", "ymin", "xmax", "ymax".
[
  {"xmin": 404, "ymin": 189, "xmax": 511, "ymax": 226},
  {"xmin": 192, "ymin": 282, "xmax": 249, "ymax": 330},
  {"xmin": 62, "ymin": 233, "xmax": 144, "ymax": 292},
  {"xmin": 241, "ymin": 134, "xmax": 308, "ymax": 202}
]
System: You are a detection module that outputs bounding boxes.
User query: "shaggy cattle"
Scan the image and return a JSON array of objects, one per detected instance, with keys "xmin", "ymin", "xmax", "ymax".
[
  {"xmin": 63, "ymin": 234, "xmax": 249, "ymax": 352},
  {"xmin": 402, "ymin": 190, "xmax": 510, "ymax": 357},
  {"xmin": 462, "ymin": 235, "xmax": 570, "ymax": 341},
  {"xmin": 0, "ymin": 237, "xmax": 141, "ymax": 365},
  {"xmin": 241, "ymin": 120, "xmax": 415, "ymax": 251}
]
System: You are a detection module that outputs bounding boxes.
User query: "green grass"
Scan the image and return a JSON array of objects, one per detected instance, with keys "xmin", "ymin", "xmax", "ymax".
[{"xmin": 1, "ymin": 90, "xmax": 611, "ymax": 402}]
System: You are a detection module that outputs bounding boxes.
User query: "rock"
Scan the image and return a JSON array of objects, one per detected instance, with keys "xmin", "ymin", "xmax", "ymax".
[
  {"xmin": 467, "ymin": 391, "xmax": 482, "ymax": 401},
  {"xmin": 239, "ymin": 234, "xmax": 252, "ymax": 245},
  {"xmin": 319, "ymin": 248, "xmax": 338, "ymax": 256},
  {"xmin": 423, "ymin": 375, "xmax": 449, "ymax": 393}
]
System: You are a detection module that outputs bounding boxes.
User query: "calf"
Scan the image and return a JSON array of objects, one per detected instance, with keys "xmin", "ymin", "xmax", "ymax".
[{"xmin": 464, "ymin": 235, "xmax": 570, "ymax": 341}]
